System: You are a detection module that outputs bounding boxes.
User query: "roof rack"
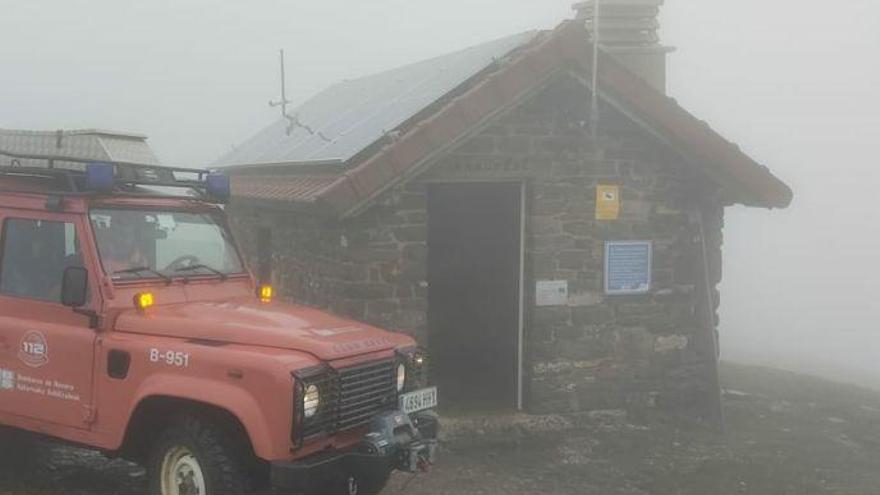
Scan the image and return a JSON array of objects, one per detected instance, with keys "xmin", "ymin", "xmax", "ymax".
[{"xmin": 0, "ymin": 153, "xmax": 229, "ymax": 203}]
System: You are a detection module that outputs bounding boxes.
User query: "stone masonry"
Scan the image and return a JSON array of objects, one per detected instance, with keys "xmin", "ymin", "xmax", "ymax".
[{"xmin": 229, "ymin": 74, "xmax": 725, "ymax": 421}]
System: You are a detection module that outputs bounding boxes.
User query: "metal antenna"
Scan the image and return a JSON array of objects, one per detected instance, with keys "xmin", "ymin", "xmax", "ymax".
[
  {"xmin": 269, "ymin": 49, "xmax": 295, "ymax": 136},
  {"xmin": 589, "ymin": 0, "xmax": 601, "ymax": 139},
  {"xmin": 269, "ymin": 49, "xmax": 331, "ymax": 142}
]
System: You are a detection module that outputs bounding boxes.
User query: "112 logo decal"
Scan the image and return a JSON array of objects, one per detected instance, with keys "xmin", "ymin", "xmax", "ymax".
[{"xmin": 18, "ymin": 331, "xmax": 49, "ymax": 368}]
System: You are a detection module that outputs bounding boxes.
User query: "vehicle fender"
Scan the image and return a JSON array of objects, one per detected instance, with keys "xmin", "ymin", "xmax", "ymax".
[{"xmin": 127, "ymin": 374, "xmax": 284, "ymax": 460}]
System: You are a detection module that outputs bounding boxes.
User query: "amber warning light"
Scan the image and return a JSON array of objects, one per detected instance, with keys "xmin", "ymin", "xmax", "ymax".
[
  {"xmin": 258, "ymin": 285, "xmax": 273, "ymax": 303},
  {"xmin": 134, "ymin": 292, "xmax": 155, "ymax": 310}
]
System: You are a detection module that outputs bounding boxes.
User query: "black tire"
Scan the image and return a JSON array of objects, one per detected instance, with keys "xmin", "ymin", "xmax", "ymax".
[
  {"xmin": 146, "ymin": 415, "xmax": 255, "ymax": 495},
  {"xmin": 0, "ymin": 427, "xmax": 37, "ymax": 468}
]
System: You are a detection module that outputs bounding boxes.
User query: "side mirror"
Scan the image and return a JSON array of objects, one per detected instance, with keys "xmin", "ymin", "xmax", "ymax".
[{"xmin": 61, "ymin": 266, "xmax": 89, "ymax": 308}]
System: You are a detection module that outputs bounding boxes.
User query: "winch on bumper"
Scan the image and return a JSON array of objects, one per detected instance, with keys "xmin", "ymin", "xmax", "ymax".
[{"xmin": 271, "ymin": 410, "xmax": 439, "ymax": 493}]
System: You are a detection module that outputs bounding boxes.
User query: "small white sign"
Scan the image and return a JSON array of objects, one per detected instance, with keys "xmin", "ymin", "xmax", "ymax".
[{"xmin": 536, "ymin": 280, "xmax": 568, "ymax": 306}]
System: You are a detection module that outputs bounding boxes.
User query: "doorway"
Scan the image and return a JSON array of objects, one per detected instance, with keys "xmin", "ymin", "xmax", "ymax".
[{"xmin": 427, "ymin": 182, "xmax": 523, "ymax": 412}]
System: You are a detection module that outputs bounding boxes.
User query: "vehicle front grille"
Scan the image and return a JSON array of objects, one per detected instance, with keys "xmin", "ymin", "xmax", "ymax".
[
  {"xmin": 337, "ymin": 359, "xmax": 397, "ymax": 431},
  {"xmin": 295, "ymin": 359, "xmax": 397, "ymax": 444}
]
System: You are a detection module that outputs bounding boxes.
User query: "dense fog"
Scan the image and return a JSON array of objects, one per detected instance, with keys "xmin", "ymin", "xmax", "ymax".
[{"xmin": 2, "ymin": 0, "xmax": 878, "ymax": 386}]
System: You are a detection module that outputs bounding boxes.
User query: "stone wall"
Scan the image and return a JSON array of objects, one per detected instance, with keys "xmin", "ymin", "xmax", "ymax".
[
  {"xmin": 230, "ymin": 190, "xmax": 431, "ymax": 343},
  {"xmin": 229, "ymin": 74, "xmax": 725, "ymax": 421}
]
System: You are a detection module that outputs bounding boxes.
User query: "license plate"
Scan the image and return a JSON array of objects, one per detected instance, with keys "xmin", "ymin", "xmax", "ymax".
[{"xmin": 399, "ymin": 387, "xmax": 438, "ymax": 414}]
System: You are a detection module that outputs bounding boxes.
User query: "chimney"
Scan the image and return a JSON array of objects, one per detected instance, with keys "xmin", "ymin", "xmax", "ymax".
[{"xmin": 573, "ymin": 0, "xmax": 674, "ymax": 93}]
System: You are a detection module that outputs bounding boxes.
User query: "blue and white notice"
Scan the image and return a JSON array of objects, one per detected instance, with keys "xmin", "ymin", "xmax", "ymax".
[{"xmin": 604, "ymin": 241, "xmax": 653, "ymax": 295}]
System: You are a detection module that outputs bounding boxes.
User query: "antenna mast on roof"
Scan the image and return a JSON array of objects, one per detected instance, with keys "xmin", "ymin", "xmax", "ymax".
[
  {"xmin": 589, "ymin": 0, "xmax": 601, "ymax": 139},
  {"xmin": 269, "ymin": 49, "xmax": 294, "ymax": 136},
  {"xmin": 268, "ymin": 49, "xmax": 332, "ymax": 142}
]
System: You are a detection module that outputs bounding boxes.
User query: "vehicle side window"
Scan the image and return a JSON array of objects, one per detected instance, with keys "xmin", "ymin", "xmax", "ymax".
[{"xmin": 0, "ymin": 218, "xmax": 82, "ymax": 303}]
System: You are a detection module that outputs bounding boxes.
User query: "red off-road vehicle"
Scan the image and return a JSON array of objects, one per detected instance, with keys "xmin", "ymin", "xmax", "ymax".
[{"xmin": 0, "ymin": 160, "xmax": 438, "ymax": 495}]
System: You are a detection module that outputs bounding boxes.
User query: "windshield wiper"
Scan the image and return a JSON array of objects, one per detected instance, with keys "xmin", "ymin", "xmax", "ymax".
[
  {"xmin": 113, "ymin": 266, "xmax": 172, "ymax": 284},
  {"xmin": 175, "ymin": 264, "xmax": 229, "ymax": 281}
]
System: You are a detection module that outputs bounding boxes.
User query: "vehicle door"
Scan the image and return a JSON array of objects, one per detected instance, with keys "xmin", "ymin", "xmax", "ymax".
[{"xmin": 0, "ymin": 212, "xmax": 98, "ymax": 429}]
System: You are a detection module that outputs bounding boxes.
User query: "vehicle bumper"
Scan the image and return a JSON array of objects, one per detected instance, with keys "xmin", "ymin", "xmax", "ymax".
[{"xmin": 270, "ymin": 410, "xmax": 439, "ymax": 492}]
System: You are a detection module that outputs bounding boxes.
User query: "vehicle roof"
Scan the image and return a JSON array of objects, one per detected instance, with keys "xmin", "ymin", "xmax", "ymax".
[
  {"xmin": 0, "ymin": 172, "xmax": 222, "ymax": 214},
  {"xmin": 0, "ymin": 190, "xmax": 222, "ymax": 215},
  {"xmin": 0, "ymin": 160, "xmax": 228, "ymax": 212}
]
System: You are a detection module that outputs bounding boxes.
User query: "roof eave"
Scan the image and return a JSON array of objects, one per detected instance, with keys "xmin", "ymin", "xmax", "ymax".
[
  {"xmin": 576, "ymin": 70, "xmax": 793, "ymax": 210},
  {"xmin": 556, "ymin": 24, "xmax": 793, "ymax": 209},
  {"xmin": 316, "ymin": 32, "xmax": 570, "ymax": 218}
]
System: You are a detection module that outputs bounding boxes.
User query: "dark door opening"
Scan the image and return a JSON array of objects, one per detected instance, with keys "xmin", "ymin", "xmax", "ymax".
[{"xmin": 427, "ymin": 182, "xmax": 522, "ymax": 412}]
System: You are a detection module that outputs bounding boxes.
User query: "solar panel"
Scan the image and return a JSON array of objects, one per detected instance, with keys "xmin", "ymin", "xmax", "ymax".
[{"xmin": 213, "ymin": 31, "xmax": 539, "ymax": 169}]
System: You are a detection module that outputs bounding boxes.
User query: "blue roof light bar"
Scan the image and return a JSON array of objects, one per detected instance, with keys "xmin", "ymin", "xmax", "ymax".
[
  {"xmin": 85, "ymin": 162, "xmax": 115, "ymax": 192},
  {"xmin": 206, "ymin": 173, "xmax": 231, "ymax": 201}
]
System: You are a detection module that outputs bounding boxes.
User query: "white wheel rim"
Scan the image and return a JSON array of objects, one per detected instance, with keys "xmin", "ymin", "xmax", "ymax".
[{"xmin": 160, "ymin": 445, "xmax": 207, "ymax": 495}]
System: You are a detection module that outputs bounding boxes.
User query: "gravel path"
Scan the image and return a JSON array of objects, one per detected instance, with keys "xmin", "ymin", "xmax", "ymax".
[{"xmin": 5, "ymin": 363, "xmax": 880, "ymax": 495}]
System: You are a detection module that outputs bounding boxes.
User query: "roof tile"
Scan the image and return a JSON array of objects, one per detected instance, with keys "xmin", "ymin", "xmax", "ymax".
[
  {"xmin": 347, "ymin": 157, "xmax": 396, "ymax": 198},
  {"xmin": 424, "ymin": 105, "xmax": 469, "ymax": 148},
  {"xmin": 318, "ymin": 177, "xmax": 359, "ymax": 213},
  {"xmin": 230, "ymin": 175, "xmax": 337, "ymax": 203}
]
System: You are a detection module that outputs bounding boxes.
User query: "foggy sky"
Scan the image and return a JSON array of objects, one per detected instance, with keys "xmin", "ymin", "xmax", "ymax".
[{"xmin": 2, "ymin": 1, "xmax": 879, "ymax": 385}]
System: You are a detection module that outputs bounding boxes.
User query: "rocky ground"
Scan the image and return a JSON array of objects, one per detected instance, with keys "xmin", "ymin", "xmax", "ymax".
[{"xmin": 5, "ymin": 362, "xmax": 880, "ymax": 495}]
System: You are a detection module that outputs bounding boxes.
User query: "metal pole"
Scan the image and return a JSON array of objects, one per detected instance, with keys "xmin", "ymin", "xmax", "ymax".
[
  {"xmin": 697, "ymin": 207, "xmax": 726, "ymax": 431},
  {"xmin": 590, "ymin": 0, "xmax": 601, "ymax": 139},
  {"xmin": 270, "ymin": 49, "xmax": 295, "ymax": 135},
  {"xmin": 516, "ymin": 181, "xmax": 526, "ymax": 411},
  {"xmin": 279, "ymin": 49, "xmax": 288, "ymax": 118}
]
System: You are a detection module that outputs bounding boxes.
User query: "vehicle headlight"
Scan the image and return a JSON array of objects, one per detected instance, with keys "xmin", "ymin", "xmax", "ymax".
[
  {"xmin": 412, "ymin": 351, "xmax": 426, "ymax": 368},
  {"xmin": 303, "ymin": 384, "xmax": 321, "ymax": 419},
  {"xmin": 396, "ymin": 363, "xmax": 406, "ymax": 392},
  {"xmin": 396, "ymin": 347, "xmax": 429, "ymax": 392}
]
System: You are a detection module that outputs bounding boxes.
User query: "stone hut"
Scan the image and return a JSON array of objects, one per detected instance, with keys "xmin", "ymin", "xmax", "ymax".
[{"xmin": 215, "ymin": 5, "xmax": 792, "ymax": 421}]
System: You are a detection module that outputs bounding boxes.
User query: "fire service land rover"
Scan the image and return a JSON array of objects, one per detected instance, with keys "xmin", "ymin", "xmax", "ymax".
[{"xmin": 0, "ymin": 160, "xmax": 438, "ymax": 495}]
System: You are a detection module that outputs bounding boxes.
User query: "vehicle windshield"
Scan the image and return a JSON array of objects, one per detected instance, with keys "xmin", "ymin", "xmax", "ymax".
[{"xmin": 90, "ymin": 208, "xmax": 244, "ymax": 280}]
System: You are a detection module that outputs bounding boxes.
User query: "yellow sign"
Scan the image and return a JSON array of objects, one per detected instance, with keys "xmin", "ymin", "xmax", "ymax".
[{"xmin": 596, "ymin": 185, "xmax": 620, "ymax": 220}]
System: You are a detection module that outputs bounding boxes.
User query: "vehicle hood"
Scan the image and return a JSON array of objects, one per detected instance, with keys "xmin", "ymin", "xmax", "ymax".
[{"xmin": 114, "ymin": 298, "xmax": 412, "ymax": 361}]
